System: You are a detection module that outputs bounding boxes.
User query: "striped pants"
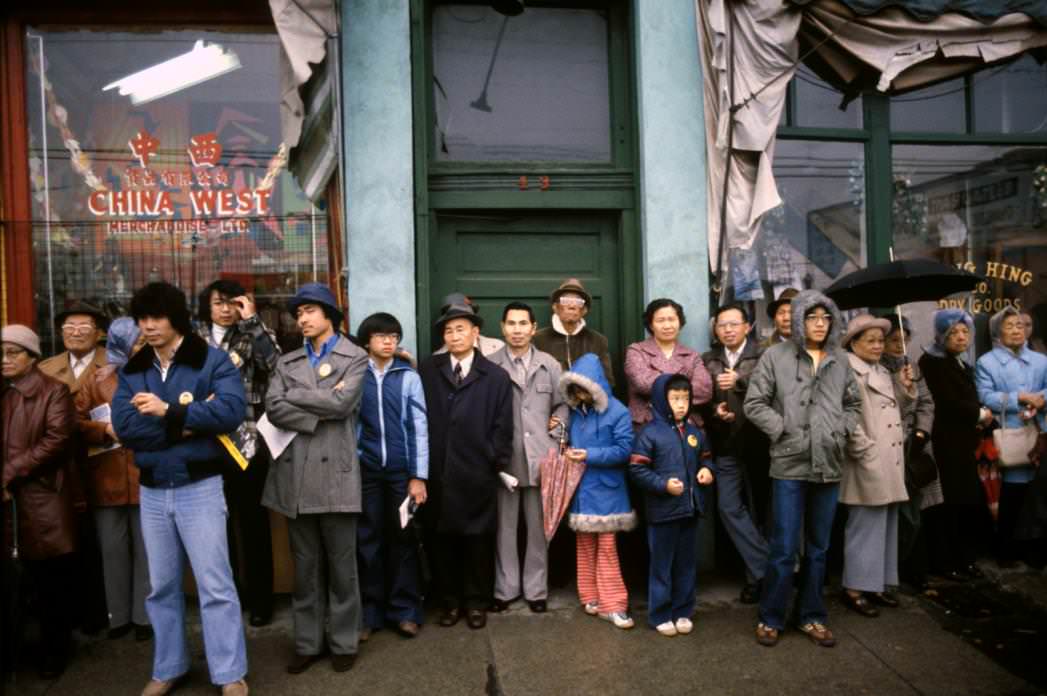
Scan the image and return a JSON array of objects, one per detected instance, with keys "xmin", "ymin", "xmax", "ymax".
[{"xmin": 576, "ymin": 532, "xmax": 628, "ymax": 614}]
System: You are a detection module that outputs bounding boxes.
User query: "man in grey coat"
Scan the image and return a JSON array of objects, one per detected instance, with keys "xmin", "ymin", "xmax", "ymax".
[
  {"xmin": 744, "ymin": 289, "xmax": 862, "ymax": 649},
  {"xmin": 262, "ymin": 283, "xmax": 369, "ymax": 674},
  {"xmin": 488, "ymin": 302, "xmax": 567, "ymax": 614}
]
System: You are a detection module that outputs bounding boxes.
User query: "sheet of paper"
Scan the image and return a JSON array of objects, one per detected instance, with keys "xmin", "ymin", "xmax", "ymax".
[
  {"xmin": 399, "ymin": 495, "xmax": 415, "ymax": 529},
  {"xmin": 89, "ymin": 403, "xmax": 111, "ymax": 423},
  {"xmin": 257, "ymin": 413, "xmax": 296, "ymax": 460}
]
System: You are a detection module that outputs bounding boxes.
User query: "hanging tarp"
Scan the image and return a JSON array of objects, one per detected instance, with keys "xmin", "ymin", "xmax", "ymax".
[
  {"xmin": 697, "ymin": 0, "xmax": 1047, "ymax": 273},
  {"xmin": 269, "ymin": 0, "xmax": 339, "ymax": 203},
  {"xmin": 793, "ymin": 0, "xmax": 1047, "ymax": 26}
]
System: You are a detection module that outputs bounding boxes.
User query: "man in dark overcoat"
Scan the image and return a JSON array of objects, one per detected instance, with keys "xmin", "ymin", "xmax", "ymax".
[{"xmin": 418, "ymin": 302, "xmax": 514, "ymax": 630}]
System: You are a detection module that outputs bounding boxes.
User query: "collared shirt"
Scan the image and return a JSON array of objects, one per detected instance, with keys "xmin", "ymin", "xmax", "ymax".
[
  {"xmin": 725, "ymin": 339, "xmax": 747, "ymax": 370},
  {"xmin": 305, "ymin": 332, "xmax": 340, "ymax": 368},
  {"xmin": 153, "ymin": 337, "xmax": 184, "ymax": 382},
  {"xmin": 450, "ymin": 350, "xmax": 475, "ymax": 381},
  {"xmin": 70, "ymin": 348, "xmax": 97, "ymax": 380},
  {"xmin": 368, "ymin": 356, "xmax": 392, "ymax": 378}
]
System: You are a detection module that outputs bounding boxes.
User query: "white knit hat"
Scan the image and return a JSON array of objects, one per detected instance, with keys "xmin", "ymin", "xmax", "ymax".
[{"xmin": 1, "ymin": 324, "xmax": 42, "ymax": 357}]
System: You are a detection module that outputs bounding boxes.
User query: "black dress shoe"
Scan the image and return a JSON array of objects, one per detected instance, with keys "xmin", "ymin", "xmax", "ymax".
[
  {"xmin": 490, "ymin": 597, "xmax": 517, "ymax": 613},
  {"xmin": 331, "ymin": 654, "xmax": 356, "ymax": 673},
  {"xmin": 964, "ymin": 564, "xmax": 985, "ymax": 579},
  {"xmin": 527, "ymin": 600, "xmax": 547, "ymax": 613},
  {"xmin": 438, "ymin": 607, "xmax": 460, "ymax": 627},
  {"xmin": 841, "ymin": 591, "xmax": 879, "ymax": 618},
  {"xmin": 940, "ymin": 569, "xmax": 967, "ymax": 581},
  {"xmin": 869, "ymin": 591, "xmax": 899, "ymax": 608},
  {"xmin": 739, "ymin": 583, "xmax": 760, "ymax": 605},
  {"xmin": 134, "ymin": 623, "xmax": 154, "ymax": 642},
  {"xmin": 39, "ymin": 652, "xmax": 68, "ymax": 680},
  {"xmin": 287, "ymin": 652, "xmax": 325, "ymax": 675},
  {"xmin": 466, "ymin": 609, "xmax": 487, "ymax": 629},
  {"xmin": 249, "ymin": 611, "xmax": 272, "ymax": 627},
  {"xmin": 107, "ymin": 623, "xmax": 133, "ymax": 640}
]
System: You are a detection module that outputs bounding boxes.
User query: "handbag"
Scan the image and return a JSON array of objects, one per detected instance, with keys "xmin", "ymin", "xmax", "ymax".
[{"xmin": 992, "ymin": 394, "xmax": 1040, "ymax": 468}]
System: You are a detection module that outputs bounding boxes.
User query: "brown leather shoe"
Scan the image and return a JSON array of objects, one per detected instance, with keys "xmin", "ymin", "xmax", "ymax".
[
  {"xmin": 331, "ymin": 654, "xmax": 357, "ymax": 672},
  {"xmin": 755, "ymin": 622, "xmax": 779, "ymax": 647},
  {"xmin": 799, "ymin": 622, "xmax": 837, "ymax": 647},
  {"xmin": 841, "ymin": 591, "xmax": 880, "ymax": 618},
  {"xmin": 396, "ymin": 620, "xmax": 420, "ymax": 638},
  {"xmin": 466, "ymin": 609, "xmax": 487, "ymax": 629},
  {"xmin": 220, "ymin": 679, "xmax": 248, "ymax": 696},
  {"xmin": 439, "ymin": 607, "xmax": 460, "ymax": 627},
  {"xmin": 140, "ymin": 674, "xmax": 187, "ymax": 696},
  {"xmin": 286, "ymin": 652, "xmax": 325, "ymax": 675}
]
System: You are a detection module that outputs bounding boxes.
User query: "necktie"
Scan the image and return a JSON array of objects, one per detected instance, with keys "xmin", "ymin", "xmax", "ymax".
[{"xmin": 454, "ymin": 362, "xmax": 463, "ymax": 385}]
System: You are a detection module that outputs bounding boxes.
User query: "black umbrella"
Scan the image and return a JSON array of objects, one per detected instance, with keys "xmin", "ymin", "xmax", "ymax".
[{"xmin": 824, "ymin": 257, "xmax": 983, "ymax": 311}]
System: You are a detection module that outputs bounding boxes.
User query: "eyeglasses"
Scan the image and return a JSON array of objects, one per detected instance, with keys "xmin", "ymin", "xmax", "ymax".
[
  {"xmin": 2, "ymin": 348, "xmax": 27, "ymax": 359},
  {"xmin": 61, "ymin": 323, "xmax": 97, "ymax": 335},
  {"xmin": 558, "ymin": 296, "xmax": 586, "ymax": 308},
  {"xmin": 716, "ymin": 321, "xmax": 746, "ymax": 330},
  {"xmin": 371, "ymin": 333, "xmax": 400, "ymax": 343},
  {"xmin": 804, "ymin": 314, "xmax": 832, "ymax": 325}
]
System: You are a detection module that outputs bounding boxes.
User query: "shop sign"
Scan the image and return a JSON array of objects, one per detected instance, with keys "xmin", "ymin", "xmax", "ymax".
[
  {"xmin": 86, "ymin": 129, "xmax": 272, "ymax": 236},
  {"xmin": 937, "ymin": 260, "xmax": 1033, "ymax": 314}
]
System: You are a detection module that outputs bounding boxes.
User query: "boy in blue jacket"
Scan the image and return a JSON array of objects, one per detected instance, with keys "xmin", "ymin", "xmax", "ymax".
[
  {"xmin": 355, "ymin": 312, "xmax": 429, "ymax": 640},
  {"xmin": 630, "ymin": 373, "xmax": 715, "ymax": 636}
]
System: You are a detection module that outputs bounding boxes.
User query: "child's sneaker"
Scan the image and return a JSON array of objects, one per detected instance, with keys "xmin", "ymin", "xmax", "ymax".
[
  {"xmin": 655, "ymin": 621, "xmax": 677, "ymax": 636},
  {"xmin": 599, "ymin": 612, "xmax": 634, "ymax": 629},
  {"xmin": 674, "ymin": 617, "xmax": 693, "ymax": 635},
  {"xmin": 583, "ymin": 601, "xmax": 599, "ymax": 615}
]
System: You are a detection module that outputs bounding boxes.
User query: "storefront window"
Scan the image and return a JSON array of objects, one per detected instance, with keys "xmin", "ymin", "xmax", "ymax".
[
  {"xmin": 890, "ymin": 77, "xmax": 966, "ymax": 133},
  {"xmin": 892, "ymin": 144, "xmax": 1047, "ymax": 352},
  {"xmin": 792, "ymin": 67, "xmax": 862, "ymax": 130},
  {"xmin": 742, "ymin": 139, "xmax": 866, "ymax": 337},
  {"xmin": 24, "ymin": 29, "xmax": 327, "ymax": 353},
  {"xmin": 431, "ymin": 4, "xmax": 611, "ymax": 162},
  {"xmin": 974, "ymin": 55, "xmax": 1047, "ymax": 135}
]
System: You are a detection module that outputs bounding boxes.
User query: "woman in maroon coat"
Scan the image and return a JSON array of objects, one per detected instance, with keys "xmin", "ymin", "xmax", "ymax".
[{"xmin": 2, "ymin": 324, "xmax": 78, "ymax": 678}]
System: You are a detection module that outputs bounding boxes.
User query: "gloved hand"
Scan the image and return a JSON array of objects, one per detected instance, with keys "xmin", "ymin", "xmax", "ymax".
[{"xmin": 907, "ymin": 432, "xmax": 928, "ymax": 461}]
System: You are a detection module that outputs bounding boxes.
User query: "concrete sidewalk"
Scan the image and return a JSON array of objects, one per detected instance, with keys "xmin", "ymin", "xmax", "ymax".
[{"xmin": 7, "ymin": 573, "xmax": 1043, "ymax": 696}]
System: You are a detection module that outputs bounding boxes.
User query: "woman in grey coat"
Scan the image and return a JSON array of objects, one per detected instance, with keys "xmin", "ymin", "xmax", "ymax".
[{"xmin": 838, "ymin": 315, "xmax": 914, "ymax": 618}]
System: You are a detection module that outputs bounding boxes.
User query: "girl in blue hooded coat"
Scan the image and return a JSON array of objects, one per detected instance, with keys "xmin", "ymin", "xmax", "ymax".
[
  {"xmin": 560, "ymin": 353, "xmax": 636, "ymax": 629},
  {"xmin": 630, "ymin": 373, "xmax": 715, "ymax": 636}
]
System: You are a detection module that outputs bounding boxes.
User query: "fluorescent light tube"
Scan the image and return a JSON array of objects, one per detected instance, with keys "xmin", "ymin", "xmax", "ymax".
[{"xmin": 103, "ymin": 40, "xmax": 241, "ymax": 105}]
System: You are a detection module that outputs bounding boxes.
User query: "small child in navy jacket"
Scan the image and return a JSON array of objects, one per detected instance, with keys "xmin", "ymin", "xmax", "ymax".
[{"xmin": 629, "ymin": 373, "xmax": 715, "ymax": 636}]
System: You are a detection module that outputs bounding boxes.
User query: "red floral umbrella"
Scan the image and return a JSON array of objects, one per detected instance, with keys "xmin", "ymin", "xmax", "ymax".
[{"xmin": 540, "ymin": 423, "xmax": 585, "ymax": 542}]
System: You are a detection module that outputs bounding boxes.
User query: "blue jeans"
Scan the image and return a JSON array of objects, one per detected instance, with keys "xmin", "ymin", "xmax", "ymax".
[
  {"xmin": 758, "ymin": 478, "xmax": 839, "ymax": 631},
  {"xmin": 140, "ymin": 476, "xmax": 247, "ymax": 685},
  {"xmin": 646, "ymin": 515, "xmax": 699, "ymax": 627}
]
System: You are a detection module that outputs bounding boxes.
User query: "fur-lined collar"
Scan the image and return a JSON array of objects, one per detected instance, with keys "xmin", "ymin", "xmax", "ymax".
[{"xmin": 123, "ymin": 333, "xmax": 208, "ymax": 374}]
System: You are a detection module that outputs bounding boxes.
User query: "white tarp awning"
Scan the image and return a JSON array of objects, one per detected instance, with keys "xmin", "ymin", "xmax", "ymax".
[{"xmin": 698, "ymin": 0, "xmax": 1047, "ymax": 273}]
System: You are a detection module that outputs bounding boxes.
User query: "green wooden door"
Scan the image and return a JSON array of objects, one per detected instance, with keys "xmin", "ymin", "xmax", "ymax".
[{"xmin": 429, "ymin": 211, "xmax": 622, "ymax": 372}]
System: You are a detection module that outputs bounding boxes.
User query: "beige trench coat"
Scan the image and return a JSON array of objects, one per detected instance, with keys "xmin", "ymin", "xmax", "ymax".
[{"xmin": 841, "ymin": 353, "xmax": 914, "ymax": 506}]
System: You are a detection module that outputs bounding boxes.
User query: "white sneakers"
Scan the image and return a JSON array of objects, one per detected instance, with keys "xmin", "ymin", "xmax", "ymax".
[
  {"xmin": 598, "ymin": 612, "xmax": 635, "ymax": 629},
  {"xmin": 583, "ymin": 601, "xmax": 599, "ymax": 615},
  {"xmin": 656, "ymin": 617, "xmax": 693, "ymax": 636}
]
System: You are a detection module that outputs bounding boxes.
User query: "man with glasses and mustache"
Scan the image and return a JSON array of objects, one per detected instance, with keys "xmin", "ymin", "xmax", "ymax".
[
  {"xmin": 39, "ymin": 301, "xmax": 111, "ymax": 636},
  {"xmin": 534, "ymin": 278, "xmax": 614, "ymax": 387},
  {"xmin": 744, "ymin": 290, "xmax": 862, "ymax": 649}
]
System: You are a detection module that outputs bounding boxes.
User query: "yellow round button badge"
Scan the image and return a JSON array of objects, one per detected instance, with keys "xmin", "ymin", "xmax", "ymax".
[
  {"xmin": 318, "ymin": 363, "xmax": 332, "ymax": 378},
  {"xmin": 178, "ymin": 391, "xmax": 194, "ymax": 405},
  {"xmin": 687, "ymin": 434, "xmax": 699, "ymax": 448}
]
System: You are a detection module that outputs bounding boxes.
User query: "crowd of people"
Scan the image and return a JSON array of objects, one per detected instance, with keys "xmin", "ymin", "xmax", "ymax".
[{"xmin": 3, "ymin": 276, "xmax": 1047, "ymax": 695}]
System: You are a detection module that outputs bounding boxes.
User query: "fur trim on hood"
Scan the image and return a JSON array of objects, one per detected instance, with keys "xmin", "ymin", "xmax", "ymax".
[
  {"xmin": 789, "ymin": 290, "xmax": 844, "ymax": 349},
  {"xmin": 559, "ymin": 352, "xmax": 611, "ymax": 413},
  {"xmin": 568, "ymin": 511, "xmax": 638, "ymax": 533}
]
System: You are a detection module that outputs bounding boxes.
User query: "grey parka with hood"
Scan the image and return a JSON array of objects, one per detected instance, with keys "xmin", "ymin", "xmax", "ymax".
[{"xmin": 743, "ymin": 290, "xmax": 862, "ymax": 483}]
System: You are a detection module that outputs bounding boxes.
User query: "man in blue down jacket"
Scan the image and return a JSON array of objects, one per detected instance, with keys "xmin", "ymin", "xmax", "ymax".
[
  {"xmin": 112, "ymin": 282, "xmax": 248, "ymax": 696},
  {"xmin": 743, "ymin": 289, "xmax": 861, "ymax": 650}
]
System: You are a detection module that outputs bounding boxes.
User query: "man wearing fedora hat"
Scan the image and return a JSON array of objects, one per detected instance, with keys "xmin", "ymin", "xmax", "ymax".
[
  {"xmin": 534, "ymin": 278, "xmax": 614, "ymax": 387},
  {"xmin": 760, "ymin": 288, "xmax": 799, "ymax": 349},
  {"xmin": 39, "ymin": 300, "xmax": 111, "ymax": 636},
  {"xmin": 418, "ymin": 301, "xmax": 514, "ymax": 630},
  {"xmin": 433, "ymin": 292, "xmax": 505, "ymax": 357}
]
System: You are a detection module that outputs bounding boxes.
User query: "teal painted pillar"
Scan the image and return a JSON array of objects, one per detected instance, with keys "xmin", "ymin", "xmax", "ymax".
[
  {"xmin": 634, "ymin": 0, "xmax": 714, "ymax": 570},
  {"xmin": 342, "ymin": 1, "xmax": 417, "ymax": 352},
  {"xmin": 634, "ymin": 0, "xmax": 710, "ymax": 354}
]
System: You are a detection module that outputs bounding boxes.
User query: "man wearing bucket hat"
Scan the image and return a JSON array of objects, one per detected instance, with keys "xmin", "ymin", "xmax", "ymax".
[
  {"xmin": 534, "ymin": 278, "xmax": 615, "ymax": 386},
  {"xmin": 418, "ymin": 300, "xmax": 514, "ymax": 630},
  {"xmin": 262, "ymin": 282, "xmax": 369, "ymax": 675},
  {"xmin": 3, "ymin": 324, "xmax": 79, "ymax": 678}
]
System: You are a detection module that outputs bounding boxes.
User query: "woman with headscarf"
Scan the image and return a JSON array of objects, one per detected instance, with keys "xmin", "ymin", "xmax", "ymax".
[
  {"xmin": 74, "ymin": 317, "xmax": 152, "ymax": 641},
  {"xmin": 975, "ymin": 306, "xmax": 1047, "ymax": 568},
  {"xmin": 838, "ymin": 315, "xmax": 914, "ymax": 618},
  {"xmin": 919, "ymin": 310, "xmax": 992, "ymax": 580}
]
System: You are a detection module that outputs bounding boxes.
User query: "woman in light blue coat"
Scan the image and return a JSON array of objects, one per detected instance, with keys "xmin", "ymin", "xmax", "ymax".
[{"xmin": 975, "ymin": 306, "xmax": 1047, "ymax": 566}]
